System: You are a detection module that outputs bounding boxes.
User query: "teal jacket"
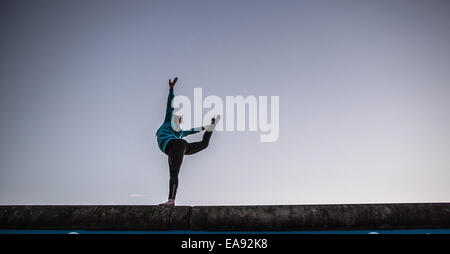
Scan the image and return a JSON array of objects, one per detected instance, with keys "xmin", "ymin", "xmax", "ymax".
[{"xmin": 156, "ymin": 88, "xmax": 201, "ymax": 153}]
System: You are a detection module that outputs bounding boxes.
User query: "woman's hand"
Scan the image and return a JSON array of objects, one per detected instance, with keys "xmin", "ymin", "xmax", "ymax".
[{"xmin": 169, "ymin": 77, "xmax": 178, "ymax": 88}]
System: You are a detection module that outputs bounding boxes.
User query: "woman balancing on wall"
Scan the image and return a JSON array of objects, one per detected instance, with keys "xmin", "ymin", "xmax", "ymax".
[{"xmin": 156, "ymin": 77, "xmax": 220, "ymax": 206}]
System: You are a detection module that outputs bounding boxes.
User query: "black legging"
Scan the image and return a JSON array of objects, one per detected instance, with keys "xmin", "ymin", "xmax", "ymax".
[{"xmin": 164, "ymin": 130, "xmax": 213, "ymax": 200}]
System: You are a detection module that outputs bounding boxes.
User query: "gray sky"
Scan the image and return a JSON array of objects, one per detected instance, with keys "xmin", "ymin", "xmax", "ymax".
[{"xmin": 1, "ymin": 0, "xmax": 449, "ymax": 205}]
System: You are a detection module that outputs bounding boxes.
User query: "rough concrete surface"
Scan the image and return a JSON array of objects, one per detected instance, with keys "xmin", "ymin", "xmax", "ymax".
[{"xmin": 0, "ymin": 203, "xmax": 449, "ymax": 231}]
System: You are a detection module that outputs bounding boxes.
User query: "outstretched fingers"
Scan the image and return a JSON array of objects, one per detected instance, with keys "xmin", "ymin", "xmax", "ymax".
[{"xmin": 169, "ymin": 76, "xmax": 178, "ymax": 88}]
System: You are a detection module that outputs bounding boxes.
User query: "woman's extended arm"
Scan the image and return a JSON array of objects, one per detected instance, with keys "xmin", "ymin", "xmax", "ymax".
[
  {"xmin": 164, "ymin": 77, "xmax": 178, "ymax": 122},
  {"xmin": 180, "ymin": 127, "xmax": 202, "ymax": 137},
  {"xmin": 180, "ymin": 116, "xmax": 219, "ymax": 137}
]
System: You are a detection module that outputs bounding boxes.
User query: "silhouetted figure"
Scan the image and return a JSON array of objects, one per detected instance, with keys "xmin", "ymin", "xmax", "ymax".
[{"xmin": 156, "ymin": 77, "xmax": 220, "ymax": 206}]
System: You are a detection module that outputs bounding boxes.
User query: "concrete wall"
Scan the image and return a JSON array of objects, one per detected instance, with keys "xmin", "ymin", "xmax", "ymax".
[{"xmin": 1, "ymin": 203, "xmax": 449, "ymax": 231}]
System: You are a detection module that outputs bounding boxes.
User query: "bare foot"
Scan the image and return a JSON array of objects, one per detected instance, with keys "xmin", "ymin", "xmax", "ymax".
[{"xmin": 206, "ymin": 115, "xmax": 221, "ymax": 131}]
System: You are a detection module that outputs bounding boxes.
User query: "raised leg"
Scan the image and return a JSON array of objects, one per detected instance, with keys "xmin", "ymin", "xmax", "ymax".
[{"xmin": 185, "ymin": 130, "xmax": 212, "ymax": 155}]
